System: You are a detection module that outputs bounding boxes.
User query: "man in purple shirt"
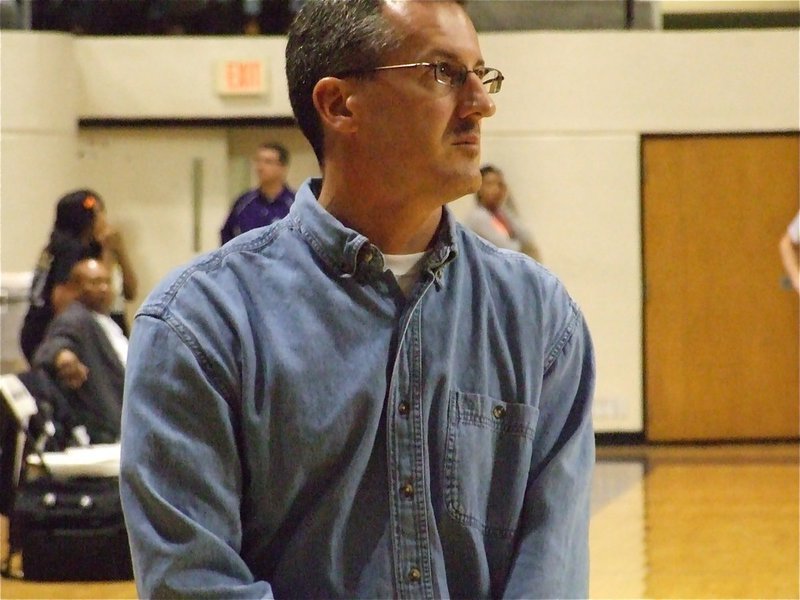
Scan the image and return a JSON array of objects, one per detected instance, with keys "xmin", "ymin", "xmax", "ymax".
[{"xmin": 220, "ymin": 142, "xmax": 296, "ymax": 244}]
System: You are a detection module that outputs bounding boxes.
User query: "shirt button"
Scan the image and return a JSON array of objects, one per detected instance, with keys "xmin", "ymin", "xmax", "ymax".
[
  {"xmin": 400, "ymin": 482, "xmax": 414, "ymax": 498},
  {"xmin": 398, "ymin": 401, "xmax": 410, "ymax": 416},
  {"xmin": 408, "ymin": 567, "xmax": 422, "ymax": 583},
  {"xmin": 492, "ymin": 405, "xmax": 507, "ymax": 419}
]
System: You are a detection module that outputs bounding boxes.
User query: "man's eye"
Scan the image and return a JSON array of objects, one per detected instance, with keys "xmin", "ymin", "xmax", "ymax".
[{"xmin": 436, "ymin": 62, "xmax": 458, "ymax": 79}]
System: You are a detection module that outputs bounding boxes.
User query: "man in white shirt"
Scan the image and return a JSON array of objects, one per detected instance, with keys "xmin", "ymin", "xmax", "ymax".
[{"xmin": 32, "ymin": 258, "xmax": 127, "ymax": 443}]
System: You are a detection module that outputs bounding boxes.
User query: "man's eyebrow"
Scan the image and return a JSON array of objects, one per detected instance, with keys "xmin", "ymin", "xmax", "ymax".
[{"xmin": 428, "ymin": 49, "xmax": 485, "ymax": 67}]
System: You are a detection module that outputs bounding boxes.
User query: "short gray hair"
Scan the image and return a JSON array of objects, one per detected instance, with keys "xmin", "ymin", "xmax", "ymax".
[{"xmin": 285, "ymin": 0, "xmax": 399, "ymax": 164}]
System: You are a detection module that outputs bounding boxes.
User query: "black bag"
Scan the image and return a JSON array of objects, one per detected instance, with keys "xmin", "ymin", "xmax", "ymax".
[{"xmin": 11, "ymin": 475, "xmax": 133, "ymax": 581}]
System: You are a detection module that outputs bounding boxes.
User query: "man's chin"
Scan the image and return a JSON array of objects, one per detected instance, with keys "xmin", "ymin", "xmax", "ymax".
[
  {"xmin": 425, "ymin": 159, "xmax": 481, "ymax": 202},
  {"xmin": 441, "ymin": 176, "xmax": 481, "ymax": 205},
  {"xmin": 459, "ymin": 166, "xmax": 483, "ymax": 195}
]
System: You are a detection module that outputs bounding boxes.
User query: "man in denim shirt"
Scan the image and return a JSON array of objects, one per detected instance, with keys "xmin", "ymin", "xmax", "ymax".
[{"xmin": 120, "ymin": 1, "xmax": 595, "ymax": 598}]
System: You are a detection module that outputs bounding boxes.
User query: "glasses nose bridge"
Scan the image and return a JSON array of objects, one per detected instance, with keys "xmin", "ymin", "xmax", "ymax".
[
  {"xmin": 457, "ymin": 68, "xmax": 481, "ymax": 88},
  {"xmin": 461, "ymin": 68, "xmax": 489, "ymax": 94},
  {"xmin": 456, "ymin": 71, "xmax": 496, "ymax": 117}
]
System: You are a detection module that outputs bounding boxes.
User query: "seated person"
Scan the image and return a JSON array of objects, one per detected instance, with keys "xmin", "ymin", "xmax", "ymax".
[{"xmin": 32, "ymin": 258, "xmax": 127, "ymax": 444}]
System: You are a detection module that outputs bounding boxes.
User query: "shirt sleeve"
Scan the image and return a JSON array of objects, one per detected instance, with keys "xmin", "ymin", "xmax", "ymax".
[
  {"xmin": 120, "ymin": 314, "xmax": 274, "ymax": 599},
  {"xmin": 31, "ymin": 311, "xmax": 80, "ymax": 369},
  {"xmin": 503, "ymin": 305, "xmax": 595, "ymax": 599},
  {"xmin": 463, "ymin": 206, "xmax": 523, "ymax": 252}
]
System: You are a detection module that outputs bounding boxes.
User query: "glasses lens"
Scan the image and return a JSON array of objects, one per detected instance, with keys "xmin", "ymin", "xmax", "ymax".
[
  {"xmin": 482, "ymin": 69, "xmax": 503, "ymax": 94},
  {"xmin": 434, "ymin": 62, "xmax": 465, "ymax": 87}
]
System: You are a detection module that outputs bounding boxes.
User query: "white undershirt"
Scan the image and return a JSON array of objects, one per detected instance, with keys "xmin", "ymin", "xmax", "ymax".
[
  {"xmin": 92, "ymin": 312, "xmax": 129, "ymax": 367},
  {"xmin": 383, "ymin": 251, "xmax": 428, "ymax": 296}
]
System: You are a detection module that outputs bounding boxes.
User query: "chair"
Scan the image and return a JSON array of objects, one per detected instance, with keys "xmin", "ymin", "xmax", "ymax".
[{"xmin": 0, "ymin": 372, "xmax": 131, "ymax": 581}]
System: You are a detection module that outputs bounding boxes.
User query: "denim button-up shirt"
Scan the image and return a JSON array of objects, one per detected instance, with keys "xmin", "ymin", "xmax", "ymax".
[{"xmin": 120, "ymin": 178, "xmax": 595, "ymax": 599}]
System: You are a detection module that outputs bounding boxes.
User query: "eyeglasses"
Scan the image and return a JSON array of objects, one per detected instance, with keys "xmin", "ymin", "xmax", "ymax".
[{"xmin": 337, "ymin": 61, "xmax": 504, "ymax": 94}]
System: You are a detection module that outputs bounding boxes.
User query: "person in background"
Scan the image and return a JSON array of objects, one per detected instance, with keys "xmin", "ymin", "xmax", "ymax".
[
  {"xmin": 779, "ymin": 210, "xmax": 800, "ymax": 293},
  {"xmin": 121, "ymin": 1, "xmax": 595, "ymax": 598},
  {"xmin": 242, "ymin": 0, "xmax": 294, "ymax": 35},
  {"xmin": 32, "ymin": 258, "xmax": 127, "ymax": 444},
  {"xmin": 220, "ymin": 141, "xmax": 296, "ymax": 244},
  {"xmin": 465, "ymin": 163, "xmax": 541, "ymax": 260},
  {"xmin": 20, "ymin": 189, "xmax": 137, "ymax": 361},
  {"xmin": 101, "ymin": 221, "xmax": 138, "ymax": 336},
  {"xmin": 20, "ymin": 190, "xmax": 105, "ymax": 362}
]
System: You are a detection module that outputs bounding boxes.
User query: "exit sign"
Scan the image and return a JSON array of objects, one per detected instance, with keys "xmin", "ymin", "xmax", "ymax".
[{"xmin": 216, "ymin": 60, "xmax": 268, "ymax": 96}]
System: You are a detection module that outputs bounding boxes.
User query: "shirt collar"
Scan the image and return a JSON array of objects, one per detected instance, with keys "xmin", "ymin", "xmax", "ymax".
[
  {"xmin": 258, "ymin": 185, "xmax": 292, "ymax": 205},
  {"xmin": 290, "ymin": 178, "xmax": 458, "ymax": 282}
]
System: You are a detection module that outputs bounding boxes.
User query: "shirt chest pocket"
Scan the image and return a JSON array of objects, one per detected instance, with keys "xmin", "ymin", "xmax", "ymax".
[{"xmin": 444, "ymin": 390, "xmax": 540, "ymax": 538}]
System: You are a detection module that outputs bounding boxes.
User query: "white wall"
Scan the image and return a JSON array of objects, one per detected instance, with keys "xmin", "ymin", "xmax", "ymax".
[
  {"xmin": 480, "ymin": 30, "xmax": 798, "ymax": 134},
  {"xmin": 0, "ymin": 32, "xmax": 82, "ymax": 371},
  {"xmin": 1, "ymin": 28, "xmax": 797, "ymax": 431},
  {"xmin": 1, "ymin": 33, "xmax": 82, "ymax": 272},
  {"xmin": 68, "ymin": 30, "xmax": 799, "ymax": 129},
  {"xmin": 76, "ymin": 128, "xmax": 231, "ymax": 313},
  {"xmin": 76, "ymin": 36, "xmax": 292, "ymax": 119}
]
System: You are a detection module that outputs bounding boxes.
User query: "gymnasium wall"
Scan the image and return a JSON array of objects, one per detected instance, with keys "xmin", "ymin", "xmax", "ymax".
[{"xmin": 1, "ymin": 28, "xmax": 797, "ymax": 432}]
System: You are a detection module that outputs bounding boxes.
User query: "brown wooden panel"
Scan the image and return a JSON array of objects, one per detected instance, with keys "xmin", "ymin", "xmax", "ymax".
[{"xmin": 644, "ymin": 134, "xmax": 799, "ymax": 441}]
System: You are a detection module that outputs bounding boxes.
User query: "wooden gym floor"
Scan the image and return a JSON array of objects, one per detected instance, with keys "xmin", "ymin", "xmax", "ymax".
[{"xmin": 1, "ymin": 443, "xmax": 797, "ymax": 599}]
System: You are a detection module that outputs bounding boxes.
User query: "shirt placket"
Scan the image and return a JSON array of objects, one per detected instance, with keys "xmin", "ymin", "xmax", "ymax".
[{"xmin": 387, "ymin": 280, "xmax": 436, "ymax": 599}]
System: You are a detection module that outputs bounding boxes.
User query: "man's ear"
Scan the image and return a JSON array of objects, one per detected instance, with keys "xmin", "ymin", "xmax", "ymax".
[{"xmin": 312, "ymin": 77, "xmax": 357, "ymax": 134}]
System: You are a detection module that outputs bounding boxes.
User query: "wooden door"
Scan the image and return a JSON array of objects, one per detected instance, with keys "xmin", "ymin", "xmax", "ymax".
[{"xmin": 643, "ymin": 134, "xmax": 799, "ymax": 441}]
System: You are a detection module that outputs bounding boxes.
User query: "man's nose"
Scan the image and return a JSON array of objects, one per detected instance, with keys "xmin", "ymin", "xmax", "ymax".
[{"xmin": 457, "ymin": 73, "xmax": 496, "ymax": 119}]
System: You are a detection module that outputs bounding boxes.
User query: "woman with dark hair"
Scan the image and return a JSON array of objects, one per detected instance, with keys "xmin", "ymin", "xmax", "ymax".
[
  {"xmin": 465, "ymin": 164, "xmax": 541, "ymax": 261},
  {"xmin": 19, "ymin": 188, "xmax": 137, "ymax": 362}
]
